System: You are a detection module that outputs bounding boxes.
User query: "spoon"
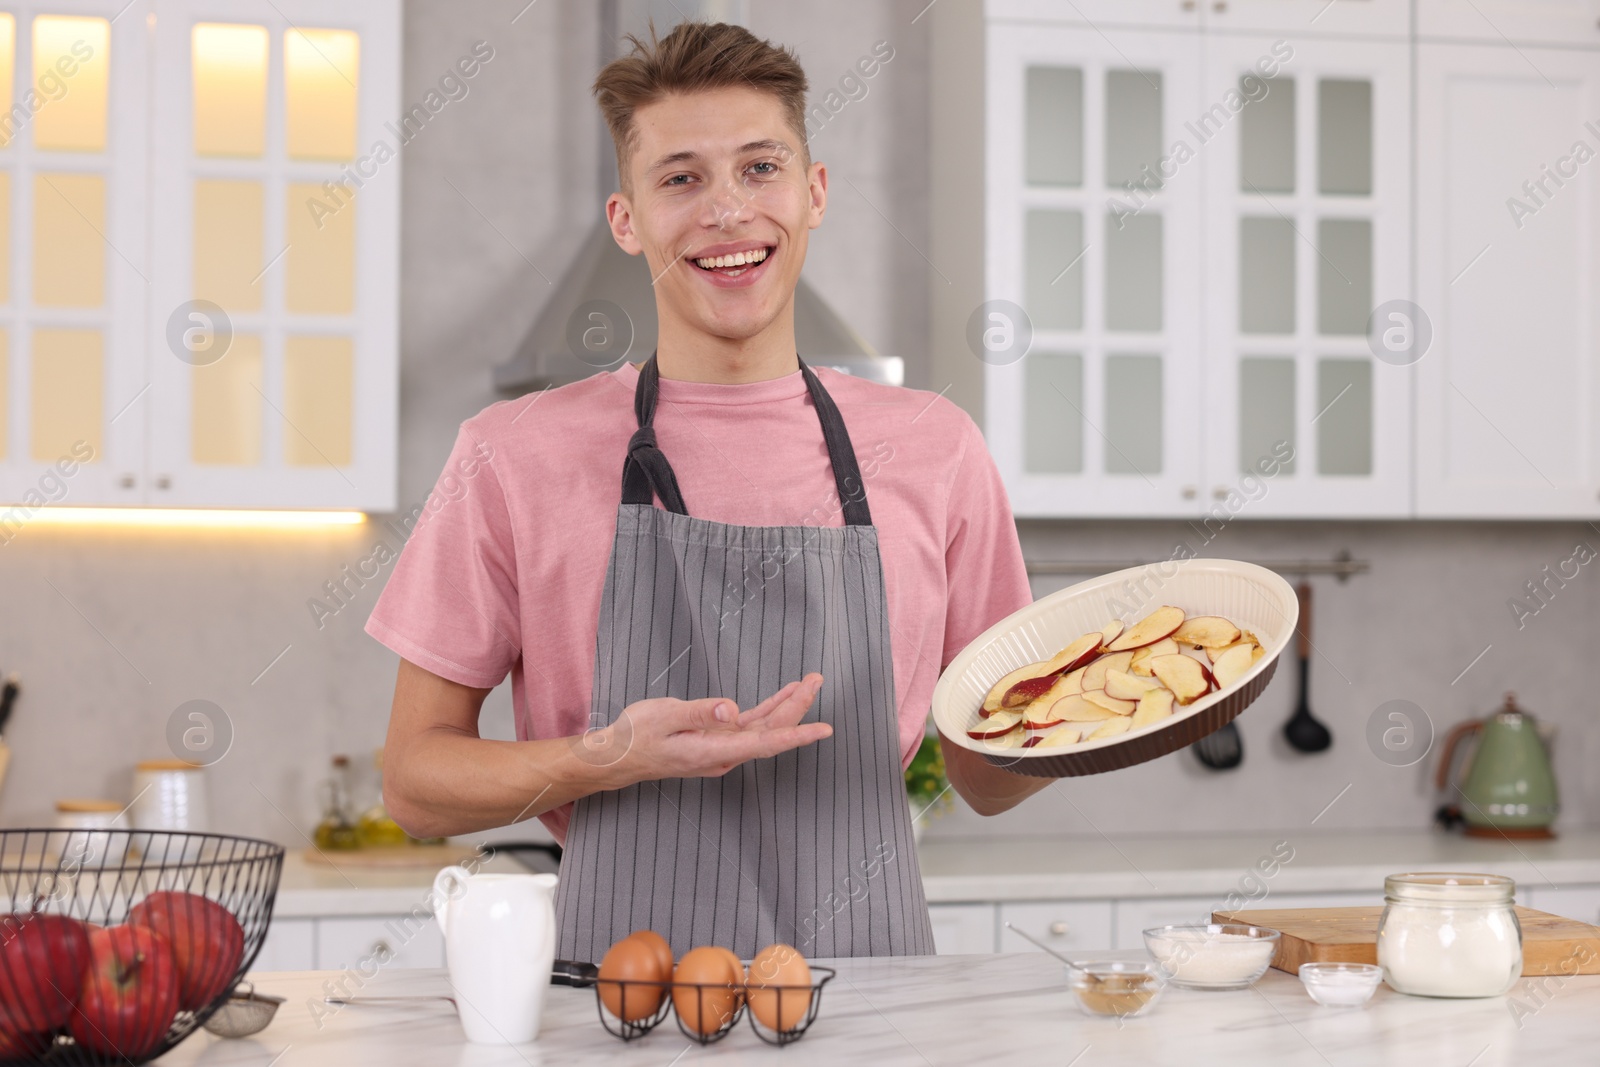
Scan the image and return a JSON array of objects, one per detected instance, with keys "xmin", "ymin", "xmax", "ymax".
[{"xmin": 1282, "ymin": 581, "xmax": 1332, "ymax": 753}]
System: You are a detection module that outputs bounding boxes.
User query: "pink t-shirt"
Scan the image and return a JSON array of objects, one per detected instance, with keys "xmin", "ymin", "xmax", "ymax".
[{"xmin": 365, "ymin": 360, "xmax": 1033, "ymax": 844}]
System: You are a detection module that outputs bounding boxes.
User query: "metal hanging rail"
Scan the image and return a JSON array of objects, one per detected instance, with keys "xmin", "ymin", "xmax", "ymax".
[{"xmin": 1025, "ymin": 550, "xmax": 1371, "ymax": 584}]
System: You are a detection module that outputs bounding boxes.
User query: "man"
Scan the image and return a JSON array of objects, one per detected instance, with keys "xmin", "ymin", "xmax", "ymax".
[{"xmin": 370, "ymin": 21, "xmax": 1047, "ymax": 961}]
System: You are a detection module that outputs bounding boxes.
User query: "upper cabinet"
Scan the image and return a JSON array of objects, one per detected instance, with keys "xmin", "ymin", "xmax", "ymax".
[
  {"xmin": 148, "ymin": 0, "xmax": 400, "ymax": 509},
  {"xmin": 0, "ymin": 0, "xmax": 399, "ymax": 513},
  {"xmin": 1418, "ymin": 0, "xmax": 1600, "ymax": 45},
  {"xmin": 1205, "ymin": 0, "xmax": 1409, "ymax": 37},
  {"xmin": 1415, "ymin": 42, "xmax": 1600, "ymax": 517}
]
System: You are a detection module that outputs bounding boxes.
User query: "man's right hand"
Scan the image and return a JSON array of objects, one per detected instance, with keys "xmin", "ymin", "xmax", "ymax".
[{"xmin": 600, "ymin": 672, "xmax": 831, "ymax": 784}]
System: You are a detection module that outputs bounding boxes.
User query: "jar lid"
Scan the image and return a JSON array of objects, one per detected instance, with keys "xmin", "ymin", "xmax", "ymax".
[
  {"xmin": 55, "ymin": 799, "xmax": 124, "ymax": 813},
  {"xmin": 136, "ymin": 759, "xmax": 202, "ymax": 772},
  {"xmin": 1384, "ymin": 871, "xmax": 1515, "ymax": 904}
]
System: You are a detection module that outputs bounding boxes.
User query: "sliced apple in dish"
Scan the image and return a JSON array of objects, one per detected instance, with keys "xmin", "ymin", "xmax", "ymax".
[
  {"xmin": 1171, "ymin": 616, "xmax": 1242, "ymax": 650},
  {"xmin": 968, "ymin": 709, "xmax": 1023, "ymax": 739},
  {"xmin": 982, "ymin": 663, "xmax": 1041, "ymax": 716},
  {"xmin": 1087, "ymin": 717, "xmax": 1133, "ymax": 741},
  {"xmin": 1023, "ymin": 702, "xmax": 1069, "ymax": 730},
  {"xmin": 1026, "ymin": 666, "xmax": 1086, "ymax": 711},
  {"xmin": 1104, "ymin": 668, "xmax": 1161, "ymax": 701},
  {"xmin": 1098, "ymin": 619, "xmax": 1125, "ymax": 651},
  {"xmin": 1047, "ymin": 694, "xmax": 1119, "ymax": 722},
  {"xmin": 1082, "ymin": 650, "xmax": 1135, "ymax": 691},
  {"xmin": 1130, "ymin": 687, "xmax": 1176, "ymax": 728},
  {"xmin": 1210, "ymin": 642, "xmax": 1256, "ymax": 690},
  {"xmin": 1148, "ymin": 654, "xmax": 1213, "ymax": 705},
  {"xmin": 1024, "ymin": 726, "xmax": 1081, "ymax": 749},
  {"xmin": 1104, "ymin": 606, "xmax": 1186, "ymax": 652},
  {"xmin": 999, "ymin": 632, "xmax": 1105, "ymax": 708},
  {"xmin": 981, "ymin": 726, "xmax": 1027, "ymax": 751},
  {"xmin": 1129, "ymin": 638, "xmax": 1180, "ymax": 677},
  {"xmin": 1083, "ymin": 690, "xmax": 1137, "ymax": 716}
]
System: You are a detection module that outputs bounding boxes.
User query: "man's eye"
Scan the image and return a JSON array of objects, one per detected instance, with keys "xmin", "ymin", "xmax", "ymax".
[
  {"xmin": 750, "ymin": 161, "xmax": 777, "ymax": 175},
  {"xmin": 665, "ymin": 174, "xmax": 693, "ymax": 185}
]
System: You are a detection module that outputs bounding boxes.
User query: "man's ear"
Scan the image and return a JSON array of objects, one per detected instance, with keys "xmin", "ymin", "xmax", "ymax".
[
  {"xmin": 807, "ymin": 161, "xmax": 827, "ymax": 230},
  {"xmin": 607, "ymin": 193, "xmax": 644, "ymax": 256}
]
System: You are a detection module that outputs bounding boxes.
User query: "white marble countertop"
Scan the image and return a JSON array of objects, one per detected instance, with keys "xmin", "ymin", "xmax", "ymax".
[
  {"xmin": 161, "ymin": 953, "xmax": 1598, "ymax": 1065},
  {"xmin": 271, "ymin": 830, "xmax": 1600, "ymax": 916},
  {"xmin": 915, "ymin": 829, "xmax": 1600, "ymax": 902}
]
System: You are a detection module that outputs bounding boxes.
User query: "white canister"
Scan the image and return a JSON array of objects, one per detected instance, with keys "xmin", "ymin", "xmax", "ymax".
[
  {"xmin": 1377, "ymin": 872, "xmax": 1522, "ymax": 997},
  {"xmin": 131, "ymin": 760, "xmax": 210, "ymax": 833},
  {"xmin": 54, "ymin": 800, "xmax": 130, "ymax": 868}
]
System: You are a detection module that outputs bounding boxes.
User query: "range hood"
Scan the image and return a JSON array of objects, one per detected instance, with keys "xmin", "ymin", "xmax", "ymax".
[{"xmin": 493, "ymin": 0, "xmax": 904, "ymax": 392}]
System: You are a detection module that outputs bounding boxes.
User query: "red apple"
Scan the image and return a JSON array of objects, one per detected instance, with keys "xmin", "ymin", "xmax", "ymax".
[
  {"xmin": 0, "ymin": 912, "xmax": 91, "ymax": 1033},
  {"xmin": 0, "ymin": 1025, "xmax": 50, "ymax": 1060},
  {"xmin": 128, "ymin": 891, "xmax": 245, "ymax": 1011},
  {"xmin": 69, "ymin": 924, "xmax": 180, "ymax": 1059}
]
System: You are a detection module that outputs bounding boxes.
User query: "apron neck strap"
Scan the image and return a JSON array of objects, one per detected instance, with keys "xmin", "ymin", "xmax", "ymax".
[{"xmin": 621, "ymin": 352, "xmax": 873, "ymax": 526}]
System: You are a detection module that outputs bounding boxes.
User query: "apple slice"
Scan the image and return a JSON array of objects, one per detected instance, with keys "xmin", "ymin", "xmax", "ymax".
[
  {"xmin": 1104, "ymin": 668, "xmax": 1160, "ymax": 701},
  {"xmin": 1027, "ymin": 666, "xmax": 1086, "ymax": 711},
  {"xmin": 1024, "ymin": 726, "xmax": 1081, "ymax": 750},
  {"xmin": 1000, "ymin": 632, "xmax": 1105, "ymax": 708},
  {"xmin": 1024, "ymin": 702, "xmax": 1069, "ymax": 730},
  {"xmin": 1082, "ymin": 650, "xmax": 1135, "ymax": 691},
  {"xmin": 1130, "ymin": 687, "xmax": 1176, "ymax": 728},
  {"xmin": 1210, "ymin": 642, "xmax": 1256, "ymax": 691},
  {"xmin": 1104, "ymin": 606, "xmax": 1186, "ymax": 652},
  {"xmin": 982, "ymin": 663, "xmax": 1042, "ymax": 716},
  {"xmin": 1098, "ymin": 619, "xmax": 1125, "ymax": 651},
  {"xmin": 981, "ymin": 727, "xmax": 1027, "ymax": 751},
  {"xmin": 1047, "ymin": 694, "xmax": 1118, "ymax": 722},
  {"xmin": 1171, "ymin": 616, "xmax": 1242, "ymax": 650},
  {"xmin": 1206, "ymin": 639, "xmax": 1255, "ymax": 664},
  {"xmin": 967, "ymin": 709, "xmax": 1023, "ymax": 739},
  {"xmin": 1088, "ymin": 717, "xmax": 1133, "ymax": 741},
  {"xmin": 1148, "ymin": 654, "xmax": 1213, "ymax": 705},
  {"xmin": 1129, "ymin": 637, "xmax": 1180, "ymax": 677},
  {"xmin": 1083, "ymin": 690, "xmax": 1137, "ymax": 716}
]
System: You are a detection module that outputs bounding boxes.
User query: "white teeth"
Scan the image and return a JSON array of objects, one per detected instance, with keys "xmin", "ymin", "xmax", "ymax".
[{"xmin": 694, "ymin": 247, "xmax": 769, "ymax": 269}]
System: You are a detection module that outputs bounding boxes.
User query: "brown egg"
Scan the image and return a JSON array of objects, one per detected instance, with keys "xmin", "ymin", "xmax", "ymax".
[
  {"xmin": 671, "ymin": 946, "xmax": 742, "ymax": 1035},
  {"xmin": 625, "ymin": 929, "xmax": 674, "ymax": 981},
  {"xmin": 707, "ymin": 946, "xmax": 748, "ymax": 1010},
  {"xmin": 746, "ymin": 943, "xmax": 812, "ymax": 1033},
  {"xmin": 597, "ymin": 936, "xmax": 665, "ymax": 1021}
]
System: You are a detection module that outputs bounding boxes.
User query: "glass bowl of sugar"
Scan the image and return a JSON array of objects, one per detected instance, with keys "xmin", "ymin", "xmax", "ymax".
[{"xmin": 1142, "ymin": 924, "xmax": 1281, "ymax": 990}]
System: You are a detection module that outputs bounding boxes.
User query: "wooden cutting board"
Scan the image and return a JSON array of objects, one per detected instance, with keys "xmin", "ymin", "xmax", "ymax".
[{"xmin": 1213, "ymin": 906, "xmax": 1600, "ymax": 977}]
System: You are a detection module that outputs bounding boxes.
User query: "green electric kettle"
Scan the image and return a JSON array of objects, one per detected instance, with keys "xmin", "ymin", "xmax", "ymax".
[{"xmin": 1435, "ymin": 692, "xmax": 1559, "ymax": 838}]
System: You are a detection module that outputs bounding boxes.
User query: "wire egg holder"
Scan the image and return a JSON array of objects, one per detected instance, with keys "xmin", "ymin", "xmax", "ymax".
[{"xmin": 590, "ymin": 967, "xmax": 837, "ymax": 1047}]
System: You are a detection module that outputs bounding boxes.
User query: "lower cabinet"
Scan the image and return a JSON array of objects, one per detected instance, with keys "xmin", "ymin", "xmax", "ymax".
[
  {"xmin": 248, "ymin": 913, "xmax": 445, "ymax": 973},
  {"xmin": 1111, "ymin": 891, "xmax": 1382, "ymax": 949},
  {"xmin": 928, "ymin": 903, "xmax": 998, "ymax": 954},
  {"xmin": 996, "ymin": 901, "xmax": 1114, "ymax": 956},
  {"xmin": 1524, "ymin": 886, "xmax": 1600, "ymax": 926}
]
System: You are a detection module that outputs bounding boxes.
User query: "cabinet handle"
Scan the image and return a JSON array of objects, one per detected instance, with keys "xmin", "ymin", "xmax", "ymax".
[
  {"xmin": 1049, "ymin": 921, "xmax": 1071, "ymax": 936},
  {"xmin": 1182, "ymin": 0, "xmax": 1196, "ymax": 9},
  {"xmin": 155, "ymin": 475, "xmax": 172, "ymax": 490},
  {"xmin": 1213, "ymin": 0, "xmax": 1227, "ymax": 10},
  {"xmin": 1181, "ymin": 485, "xmax": 1197, "ymax": 500},
  {"xmin": 370, "ymin": 940, "xmax": 393, "ymax": 959},
  {"xmin": 119, "ymin": 474, "xmax": 135, "ymax": 489},
  {"xmin": 1213, "ymin": 487, "xmax": 1228, "ymax": 500}
]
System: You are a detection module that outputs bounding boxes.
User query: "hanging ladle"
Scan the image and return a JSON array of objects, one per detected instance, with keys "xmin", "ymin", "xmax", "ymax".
[{"xmin": 1282, "ymin": 580, "xmax": 1332, "ymax": 753}]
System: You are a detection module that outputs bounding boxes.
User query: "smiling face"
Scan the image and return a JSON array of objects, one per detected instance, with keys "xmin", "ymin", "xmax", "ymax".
[{"xmin": 606, "ymin": 86, "xmax": 825, "ymax": 346}]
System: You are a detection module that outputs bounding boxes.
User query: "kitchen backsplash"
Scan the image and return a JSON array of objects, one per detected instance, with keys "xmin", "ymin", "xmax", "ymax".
[{"xmin": 3, "ymin": 0, "xmax": 1595, "ymax": 844}]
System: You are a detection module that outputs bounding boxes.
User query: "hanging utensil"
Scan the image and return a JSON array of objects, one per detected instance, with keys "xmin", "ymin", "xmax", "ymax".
[
  {"xmin": 1282, "ymin": 582, "xmax": 1332, "ymax": 753},
  {"xmin": 1192, "ymin": 720, "xmax": 1243, "ymax": 770}
]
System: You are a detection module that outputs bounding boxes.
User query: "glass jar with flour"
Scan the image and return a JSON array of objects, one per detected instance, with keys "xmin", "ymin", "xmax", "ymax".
[{"xmin": 1377, "ymin": 872, "xmax": 1522, "ymax": 997}]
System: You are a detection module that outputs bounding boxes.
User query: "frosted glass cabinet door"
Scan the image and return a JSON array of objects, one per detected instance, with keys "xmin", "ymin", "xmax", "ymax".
[
  {"xmin": 0, "ymin": 4, "xmax": 148, "ymax": 510},
  {"xmin": 1198, "ymin": 34, "xmax": 1411, "ymax": 517},
  {"xmin": 1415, "ymin": 44, "xmax": 1600, "ymax": 517},
  {"xmin": 146, "ymin": 0, "xmax": 400, "ymax": 510},
  {"xmin": 984, "ymin": 23, "xmax": 1204, "ymax": 517}
]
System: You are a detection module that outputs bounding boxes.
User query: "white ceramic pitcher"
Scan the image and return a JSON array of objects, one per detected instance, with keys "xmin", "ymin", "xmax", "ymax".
[{"xmin": 431, "ymin": 867, "xmax": 559, "ymax": 1045}]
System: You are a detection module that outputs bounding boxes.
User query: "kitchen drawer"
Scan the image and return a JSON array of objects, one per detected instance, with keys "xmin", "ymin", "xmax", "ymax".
[
  {"xmin": 317, "ymin": 915, "xmax": 445, "ymax": 971},
  {"xmin": 250, "ymin": 918, "xmax": 316, "ymax": 973},
  {"xmin": 997, "ymin": 901, "xmax": 1113, "ymax": 954},
  {"xmin": 1113, "ymin": 891, "xmax": 1381, "ymax": 949},
  {"xmin": 1524, "ymin": 886, "xmax": 1600, "ymax": 926},
  {"xmin": 928, "ymin": 903, "xmax": 997, "ymax": 954}
]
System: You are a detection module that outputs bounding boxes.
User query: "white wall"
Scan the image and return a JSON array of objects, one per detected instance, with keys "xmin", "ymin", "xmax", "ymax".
[{"xmin": 1, "ymin": 0, "xmax": 1594, "ymax": 847}]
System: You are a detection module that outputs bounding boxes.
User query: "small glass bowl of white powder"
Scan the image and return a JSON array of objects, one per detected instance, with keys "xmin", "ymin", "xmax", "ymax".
[{"xmin": 1142, "ymin": 924, "xmax": 1281, "ymax": 990}]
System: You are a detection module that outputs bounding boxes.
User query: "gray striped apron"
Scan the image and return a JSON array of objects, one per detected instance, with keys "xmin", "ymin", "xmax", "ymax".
[{"xmin": 552, "ymin": 352, "xmax": 935, "ymax": 962}]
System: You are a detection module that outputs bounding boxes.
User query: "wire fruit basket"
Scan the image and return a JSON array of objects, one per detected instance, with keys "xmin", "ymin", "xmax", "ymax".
[
  {"xmin": 0, "ymin": 829, "xmax": 283, "ymax": 1066},
  {"xmin": 590, "ymin": 967, "xmax": 837, "ymax": 1047}
]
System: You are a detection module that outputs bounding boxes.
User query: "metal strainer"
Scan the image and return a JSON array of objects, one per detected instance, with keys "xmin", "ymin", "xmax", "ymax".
[{"xmin": 203, "ymin": 981, "xmax": 287, "ymax": 1039}]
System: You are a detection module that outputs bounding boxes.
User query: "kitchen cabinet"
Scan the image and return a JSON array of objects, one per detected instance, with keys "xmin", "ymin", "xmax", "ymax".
[
  {"xmin": 1415, "ymin": 42, "xmax": 1600, "ymax": 517},
  {"xmin": 1111, "ymin": 889, "xmax": 1381, "ymax": 948},
  {"xmin": 1199, "ymin": 33, "xmax": 1412, "ymax": 515},
  {"xmin": 927, "ymin": 902, "xmax": 998, "ymax": 954},
  {"xmin": 252, "ymin": 916, "xmax": 316, "ymax": 972},
  {"xmin": 0, "ymin": 0, "xmax": 400, "ymax": 512},
  {"xmin": 986, "ymin": 0, "xmax": 1203, "ymax": 31},
  {"xmin": 1418, "ymin": 0, "xmax": 1600, "ymax": 45},
  {"xmin": 996, "ymin": 899, "xmax": 1114, "ymax": 955},
  {"xmin": 1524, "ymin": 885, "xmax": 1600, "ymax": 925},
  {"xmin": 1206, "ymin": 0, "xmax": 1409, "ymax": 37},
  {"xmin": 318, "ymin": 914, "xmax": 446, "ymax": 971}
]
